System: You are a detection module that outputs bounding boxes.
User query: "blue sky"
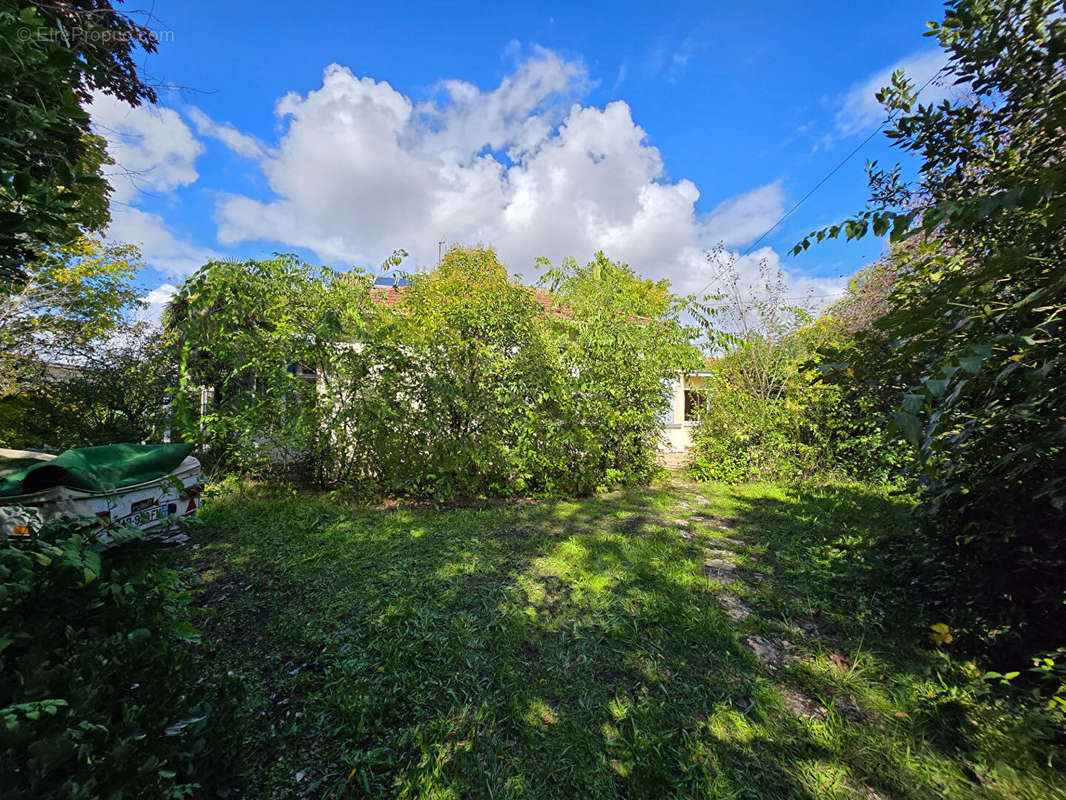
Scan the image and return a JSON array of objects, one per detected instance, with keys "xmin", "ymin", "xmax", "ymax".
[{"xmin": 91, "ymin": 0, "xmax": 951, "ymax": 315}]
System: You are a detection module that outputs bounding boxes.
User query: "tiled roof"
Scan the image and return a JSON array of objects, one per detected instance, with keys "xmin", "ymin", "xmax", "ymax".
[
  {"xmin": 370, "ymin": 286, "xmax": 404, "ymax": 308},
  {"xmin": 529, "ymin": 288, "xmax": 569, "ymax": 318}
]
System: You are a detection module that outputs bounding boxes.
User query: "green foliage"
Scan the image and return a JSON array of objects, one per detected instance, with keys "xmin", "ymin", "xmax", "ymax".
[
  {"xmin": 171, "ymin": 247, "xmax": 698, "ymax": 498},
  {"xmin": 0, "ymin": 508, "xmax": 240, "ymax": 797},
  {"xmin": 0, "ymin": 235, "xmax": 143, "ymax": 393},
  {"xmin": 689, "ymin": 254, "xmax": 905, "ymax": 485},
  {"xmin": 0, "ymin": 236, "xmax": 163, "ymax": 452},
  {"xmin": 167, "ymin": 253, "xmax": 377, "ymax": 482},
  {"xmin": 327, "ymin": 246, "xmax": 567, "ymax": 497},
  {"xmin": 689, "ymin": 339, "xmax": 908, "ymax": 485},
  {"xmin": 690, "ymin": 364, "xmax": 828, "ymax": 483},
  {"xmin": 1031, "ymin": 648, "xmax": 1066, "ymax": 722},
  {"xmin": 810, "ymin": 317, "xmax": 916, "ymax": 486},
  {"xmin": 543, "ymin": 252, "xmax": 702, "ymax": 489},
  {"xmin": 800, "ymin": 0, "xmax": 1066, "ymax": 663},
  {"xmin": 0, "ymin": 2, "xmax": 158, "ymax": 284},
  {"xmin": 0, "ymin": 322, "xmax": 175, "ymax": 451}
]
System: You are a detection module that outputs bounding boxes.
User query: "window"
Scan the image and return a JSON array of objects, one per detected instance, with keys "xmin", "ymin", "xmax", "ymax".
[
  {"xmin": 684, "ymin": 388, "xmax": 706, "ymax": 422},
  {"xmin": 287, "ymin": 362, "xmax": 318, "ymax": 382}
]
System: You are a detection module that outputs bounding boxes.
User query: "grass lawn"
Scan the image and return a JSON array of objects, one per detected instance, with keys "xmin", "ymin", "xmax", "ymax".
[{"xmin": 181, "ymin": 480, "xmax": 1066, "ymax": 799}]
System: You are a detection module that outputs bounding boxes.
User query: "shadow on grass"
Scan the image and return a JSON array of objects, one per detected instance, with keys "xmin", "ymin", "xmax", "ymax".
[{"xmin": 180, "ymin": 482, "xmax": 1058, "ymax": 800}]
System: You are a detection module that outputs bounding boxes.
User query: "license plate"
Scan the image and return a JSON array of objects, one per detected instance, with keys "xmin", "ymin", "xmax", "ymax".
[{"xmin": 116, "ymin": 503, "xmax": 174, "ymax": 527}]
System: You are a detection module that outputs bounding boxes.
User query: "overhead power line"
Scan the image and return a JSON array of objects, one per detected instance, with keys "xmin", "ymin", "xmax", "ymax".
[
  {"xmin": 692, "ymin": 70, "xmax": 942, "ymax": 300},
  {"xmin": 741, "ymin": 122, "xmax": 889, "ymax": 257}
]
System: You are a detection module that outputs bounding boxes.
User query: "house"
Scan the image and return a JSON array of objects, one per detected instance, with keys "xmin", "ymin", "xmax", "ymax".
[
  {"xmin": 373, "ymin": 284, "xmax": 709, "ymax": 469},
  {"xmin": 191, "ymin": 282, "xmax": 710, "ymax": 470}
]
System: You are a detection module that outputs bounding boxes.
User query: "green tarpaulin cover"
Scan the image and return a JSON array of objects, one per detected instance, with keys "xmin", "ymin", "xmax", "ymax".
[{"xmin": 0, "ymin": 444, "xmax": 195, "ymax": 497}]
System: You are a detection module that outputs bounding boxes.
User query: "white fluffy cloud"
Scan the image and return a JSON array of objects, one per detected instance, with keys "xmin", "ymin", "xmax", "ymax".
[
  {"xmin": 211, "ymin": 53, "xmax": 812, "ymax": 296},
  {"xmin": 704, "ymin": 183, "xmax": 785, "ymax": 248},
  {"xmin": 89, "ymin": 93, "xmax": 203, "ymax": 203},
  {"xmin": 87, "ymin": 50, "xmax": 839, "ymax": 302},
  {"xmin": 89, "ymin": 94, "xmax": 217, "ymax": 279},
  {"xmin": 107, "ymin": 206, "xmax": 219, "ymax": 278},
  {"xmin": 833, "ymin": 49, "xmax": 949, "ymax": 138},
  {"xmin": 134, "ymin": 282, "xmax": 178, "ymax": 327}
]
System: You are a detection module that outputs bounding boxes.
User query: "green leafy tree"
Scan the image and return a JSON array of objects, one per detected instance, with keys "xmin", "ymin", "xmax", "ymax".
[
  {"xmin": 167, "ymin": 254, "xmax": 376, "ymax": 481},
  {"xmin": 689, "ymin": 251, "xmax": 831, "ymax": 482},
  {"xmin": 0, "ymin": 322, "xmax": 175, "ymax": 451},
  {"xmin": 688, "ymin": 249, "xmax": 909, "ymax": 484},
  {"xmin": 544, "ymin": 251, "xmax": 701, "ymax": 488},
  {"xmin": 335, "ymin": 246, "xmax": 566, "ymax": 497},
  {"xmin": 810, "ymin": 257, "xmax": 921, "ymax": 484},
  {"xmin": 169, "ymin": 247, "xmax": 698, "ymax": 497},
  {"xmin": 0, "ymin": 1, "xmax": 158, "ymax": 284},
  {"xmin": 0, "ymin": 235, "xmax": 142, "ymax": 395},
  {"xmin": 797, "ymin": 0, "xmax": 1066, "ymax": 654}
]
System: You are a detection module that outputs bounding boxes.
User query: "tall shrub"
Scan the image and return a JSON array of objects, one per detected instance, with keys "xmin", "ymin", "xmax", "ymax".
[
  {"xmin": 169, "ymin": 247, "xmax": 698, "ymax": 497},
  {"xmin": 690, "ymin": 253, "xmax": 834, "ymax": 482},
  {"xmin": 543, "ymin": 252, "xmax": 702, "ymax": 489},
  {"xmin": 689, "ymin": 252, "xmax": 908, "ymax": 484},
  {"xmin": 0, "ymin": 323, "xmax": 175, "ymax": 452},
  {"xmin": 328, "ymin": 246, "xmax": 567, "ymax": 498},
  {"xmin": 796, "ymin": 0, "xmax": 1066, "ymax": 656},
  {"xmin": 167, "ymin": 254, "xmax": 377, "ymax": 481}
]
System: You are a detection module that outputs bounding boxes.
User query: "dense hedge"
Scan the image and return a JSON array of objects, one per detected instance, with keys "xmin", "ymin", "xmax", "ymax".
[
  {"xmin": 168, "ymin": 247, "xmax": 700, "ymax": 499},
  {"xmin": 784, "ymin": 0, "xmax": 1066, "ymax": 685}
]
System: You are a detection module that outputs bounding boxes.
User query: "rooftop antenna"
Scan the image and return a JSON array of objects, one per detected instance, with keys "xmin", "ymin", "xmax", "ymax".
[{"xmin": 438, "ymin": 239, "xmax": 445, "ymax": 267}]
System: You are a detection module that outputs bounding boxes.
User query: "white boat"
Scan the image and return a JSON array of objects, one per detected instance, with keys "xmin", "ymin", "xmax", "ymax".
[{"xmin": 0, "ymin": 447, "xmax": 203, "ymax": 538}]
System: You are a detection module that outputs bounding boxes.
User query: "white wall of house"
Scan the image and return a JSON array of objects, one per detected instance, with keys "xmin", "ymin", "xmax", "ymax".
[{"xmin": 660, "ymin": 372, "xmax": 710, "ymax": 453}]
